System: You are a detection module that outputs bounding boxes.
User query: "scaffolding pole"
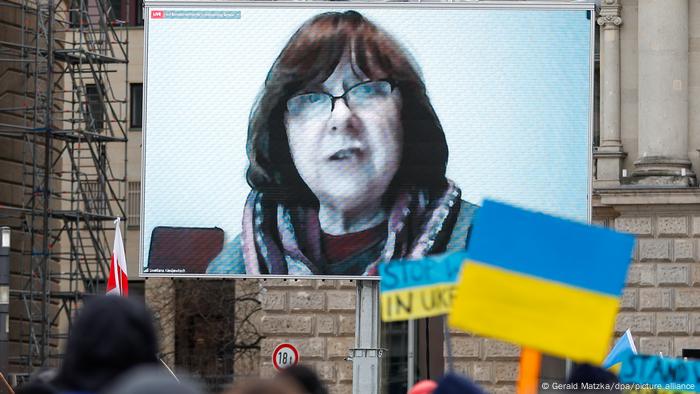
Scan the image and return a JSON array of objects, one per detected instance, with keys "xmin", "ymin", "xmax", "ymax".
[{"xmin": 0, "ymin": 0, "xmax": 128, "ymax": 376}]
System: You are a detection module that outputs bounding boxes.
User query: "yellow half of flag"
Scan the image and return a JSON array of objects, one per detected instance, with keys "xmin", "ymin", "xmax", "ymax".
[{"xmin": 449, "ymin": 261, "xmax": 620, "ymax": 364}]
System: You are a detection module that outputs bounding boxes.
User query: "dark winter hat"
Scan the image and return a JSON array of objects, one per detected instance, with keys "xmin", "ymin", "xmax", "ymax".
[
  {"xmin": 433, "ymin": 373, "xmax": 486, "ymax": 394},
  {"xmin": 53, "ymin": 296, "xmax": 159, "ymax": 392},
  {"xmin": 276, "ymin": 364, "xmax": 328, "ymax": 394},
  {"xmin": 566, "ymin": 363, "xmax": 621, "ymax": 393}
]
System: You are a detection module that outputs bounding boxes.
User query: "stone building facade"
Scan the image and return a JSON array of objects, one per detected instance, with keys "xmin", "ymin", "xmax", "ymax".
[
  {"xmin": 1, "ymin": 0, "xmax": 65, "ymax": 373},
  {"xmin": 593, "ymin": 0, "xmax": 700, "ymax": 361}
]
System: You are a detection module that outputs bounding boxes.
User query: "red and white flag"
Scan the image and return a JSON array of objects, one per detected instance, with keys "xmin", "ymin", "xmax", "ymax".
[{"xmin": 107, "ymin": 217, "xmax": 128, "ymax": 296}]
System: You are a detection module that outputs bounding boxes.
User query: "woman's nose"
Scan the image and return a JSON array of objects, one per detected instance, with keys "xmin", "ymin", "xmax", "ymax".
[{"xmin": 328, "ymin": 97, "xmax": 353, "ymax": 130}]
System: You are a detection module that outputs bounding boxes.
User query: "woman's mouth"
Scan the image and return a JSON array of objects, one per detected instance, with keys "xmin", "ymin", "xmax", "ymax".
[{"xmin": 329, "ymin": 147, "xmax": 363, "ymax": 161}]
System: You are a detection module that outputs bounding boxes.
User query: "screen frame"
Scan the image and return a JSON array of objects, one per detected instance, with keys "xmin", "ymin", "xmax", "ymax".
[{"xmin": 139, "ymin": 0, "xmax": 596, "ymax": 279}]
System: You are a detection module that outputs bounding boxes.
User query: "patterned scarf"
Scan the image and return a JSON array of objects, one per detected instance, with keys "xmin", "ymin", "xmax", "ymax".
[{"xmin": 241, "ymin": 180, "xmax": 462, "ymax": 276}]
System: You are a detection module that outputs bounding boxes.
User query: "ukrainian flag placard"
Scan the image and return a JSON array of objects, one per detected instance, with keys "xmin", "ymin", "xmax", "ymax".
[
  {"xmin": 448, "ymin": 200, "xmax": 635, "ymax": 364},
  {"xmin": 379, "ymin": 252, "xmax": 467, "ymax": 322}
]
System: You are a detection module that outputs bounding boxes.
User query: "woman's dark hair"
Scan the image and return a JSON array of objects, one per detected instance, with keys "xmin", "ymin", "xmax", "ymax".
[{"xmin": 247, "ymin": 10, "xmax": 449, "ymax": 205}]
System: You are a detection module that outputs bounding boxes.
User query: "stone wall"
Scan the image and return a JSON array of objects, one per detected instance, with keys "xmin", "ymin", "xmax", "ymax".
[
  {"xmin": 446, "ymin": 334, "xmax": 520, "ymax": 394},
  {"xmin": 595, "ymin": 193, "xmax": 700, "ymax": 359},
  {"xmin": 254, "ymin": 279, "xmax": 357, "ymax": 394},
  {"xmin": 616, "ymin": 211, "xmax": 700, "ymax": 354}
]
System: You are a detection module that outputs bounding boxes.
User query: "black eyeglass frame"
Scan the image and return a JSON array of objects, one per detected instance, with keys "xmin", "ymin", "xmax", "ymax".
[{"xmin": 286, "ymin": 79, "xmax": 397, "ymax": 115}]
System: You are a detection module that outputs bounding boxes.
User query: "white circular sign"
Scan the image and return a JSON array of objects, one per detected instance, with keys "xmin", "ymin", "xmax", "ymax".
[{"xmin": 272, "ymin": 343, "xmax": 300, "ymax": 370}]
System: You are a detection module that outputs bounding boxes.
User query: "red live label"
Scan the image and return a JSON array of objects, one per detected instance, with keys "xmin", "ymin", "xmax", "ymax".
[{"xmin": 151, "ymin": 10, "xmax": 164, "ymax": 19}]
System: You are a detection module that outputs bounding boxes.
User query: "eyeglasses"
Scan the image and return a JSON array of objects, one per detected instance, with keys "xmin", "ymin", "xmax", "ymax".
[{"xmin": 286, "ymin": 80, "xmax": 395, "ymax": 120}]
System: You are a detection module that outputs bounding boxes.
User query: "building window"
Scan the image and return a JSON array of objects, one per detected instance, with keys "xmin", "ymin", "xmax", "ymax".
[
  {"xmin": 174, "ymin": 280, "xmax": 241, "ymax": 393},
  {"xmin": 383, "ymin": 321, "xmax": 410, "ymax": 394},
  {"xmin": 69, "ymin": 0, "xmax": 82, "ymax": 27},
  {"xmin": 109, "ymin": 0, "xmax": 122, "ymax": 21},
  {"xmin": 683, "ymin": 349, "xmax": 700, "ymax": 360},
  {"xmin": 86, "ymin": 84, "xmax": 105, "ymax": 132},
  {"xmin": 71, "ymin": 0, "xmax": 133, "ymax": 27},
  {"xmin": 135, "ymin": 0, "xmax": 144, "ymax": 26},
  {"xmin": 124, "ymin": 0, "xmax": 144, "ymax": 26},
  {"xmin": 127, "ymin": 181, "xmax": 141, "ymax": 229},
  {"xmin": 130, "ymin": 83, "xmax": 143, "ymax": 130},
  {"xmin": 111, "ymin": 0, "xmax": 143, "ymax": 26},
  {"xmin": 593, "ymin": 22, "xmax": 600, "ymax": 147}
]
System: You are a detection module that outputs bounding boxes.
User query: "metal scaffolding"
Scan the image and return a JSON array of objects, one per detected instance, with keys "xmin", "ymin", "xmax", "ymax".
[{"xmin": 0, "ymin": 0, "xmax": 128, "ymax": 375}]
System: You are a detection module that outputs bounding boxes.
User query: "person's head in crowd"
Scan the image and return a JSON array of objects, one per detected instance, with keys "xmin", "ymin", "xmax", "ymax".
[
  {"xmin": 408, "ymin": 379, "xmax": 438, "ymax": 394},
  {"xmin": 225, "ymin": 378, "xmax": 305, "ymax": 394},
  {"xmin": 433, "ymin": 373, "xmax": 485, "ymax": 394},
  {"xmin": 275, "ymin": 364, "xmax": 328, "ymax": 394},
  {"xmin": 52, "ymin": 296, "xmax": 159, "ymax": 393},
  {"xmin": 15, "ymin": 383, "xmax": 57, "ymax": 394},
  {"xmin": 566, "ymin": 363, "xmax": 621, "ymax": 393},
  {"xmin": 101, "ymin": 365, "xmax": 201, "ymax": 394}
]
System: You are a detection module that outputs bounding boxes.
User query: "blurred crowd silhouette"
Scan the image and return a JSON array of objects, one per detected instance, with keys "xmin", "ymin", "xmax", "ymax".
[
  {"xmin": 12, "ymin": 296, "xmax": 332, "ymax": 394},
  {"xmin": 10, "ymin": 296, "xmax": 621, "ymax": 394}
]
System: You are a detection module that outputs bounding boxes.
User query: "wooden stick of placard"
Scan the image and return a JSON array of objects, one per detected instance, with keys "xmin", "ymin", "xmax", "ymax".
[{"xmin": 516, "ymin": 347, "xmax": 541, "ymax": 394}]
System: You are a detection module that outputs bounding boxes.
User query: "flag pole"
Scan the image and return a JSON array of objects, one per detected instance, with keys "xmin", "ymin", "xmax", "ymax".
[
  {"xmin": 443, "ymin": 321, "xmax": 454, "ymax": 373},
  {"xmin": 113, "ymin": 217, "xmax": 120, "ymax": 293},
  {"xmin": 0, "ymin": 372, "xmax": 15, "ymax": 394},
  {"xmin": 107, "ymin": 216, "xmax": 128, "ymax": 296},
  {"xmin": 160, "ymin": 358, "xmax": 180, "ymax": 382},
  {"xmin": 516, "ymin": 347, "xmax": 541, "ymax": 394}
]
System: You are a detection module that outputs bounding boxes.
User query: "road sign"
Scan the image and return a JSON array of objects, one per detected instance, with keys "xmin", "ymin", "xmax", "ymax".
[{"xmin": 272, "ymin": 343, "xmax": 299, "ymax": 371}]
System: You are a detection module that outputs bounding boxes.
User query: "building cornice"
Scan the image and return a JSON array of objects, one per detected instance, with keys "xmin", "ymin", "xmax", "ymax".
[{"xmin": 594, "ymin": 187, "xmax": 700, "ymax": 206}]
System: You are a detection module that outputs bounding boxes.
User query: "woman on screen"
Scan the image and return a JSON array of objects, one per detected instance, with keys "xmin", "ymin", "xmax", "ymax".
[{"xmin": 206, "ymin": 10, "xmax": 477, "ymax": 276}]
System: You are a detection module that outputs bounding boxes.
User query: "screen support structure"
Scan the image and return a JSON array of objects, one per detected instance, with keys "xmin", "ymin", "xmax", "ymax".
[
  {"xmin": 407, "ymin": 320, "xmax": 415, "ymax": 387},
  {"xmin": 351, "ymin": 280, "xmax": 384, "ymax": 394}
]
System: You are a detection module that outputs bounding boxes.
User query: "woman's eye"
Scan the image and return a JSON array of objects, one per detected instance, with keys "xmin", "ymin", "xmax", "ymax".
[
  {"xmin": 302, "ymin": 93, "xmax": 324, "ymax": 104},
  {"xmin": 356, "ymin": 85, "xmax": 376, "ymax": 95}
]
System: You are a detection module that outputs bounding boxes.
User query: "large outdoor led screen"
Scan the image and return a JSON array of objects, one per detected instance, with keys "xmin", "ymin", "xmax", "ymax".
[{"xmin": 141, "ymin": 2, "xmax": 594, "ymax": 278}]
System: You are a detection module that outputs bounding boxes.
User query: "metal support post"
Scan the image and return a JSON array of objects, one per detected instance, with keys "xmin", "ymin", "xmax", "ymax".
[
  {"xmin": 351, "ymin": 280, "xmax": 384, "ymax": 394},
  {"xmin": 0, "ymin": 226, "xmax": 10, "ymax": 374},
  {"xmin": 407, "ymin": 319, "xmax": 415, "ymax": 388}
]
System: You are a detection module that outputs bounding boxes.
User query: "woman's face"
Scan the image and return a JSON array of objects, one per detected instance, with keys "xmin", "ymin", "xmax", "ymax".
[{"xmin": 284, "ymin": 55, "xmax": 403, "ymax": 213}]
